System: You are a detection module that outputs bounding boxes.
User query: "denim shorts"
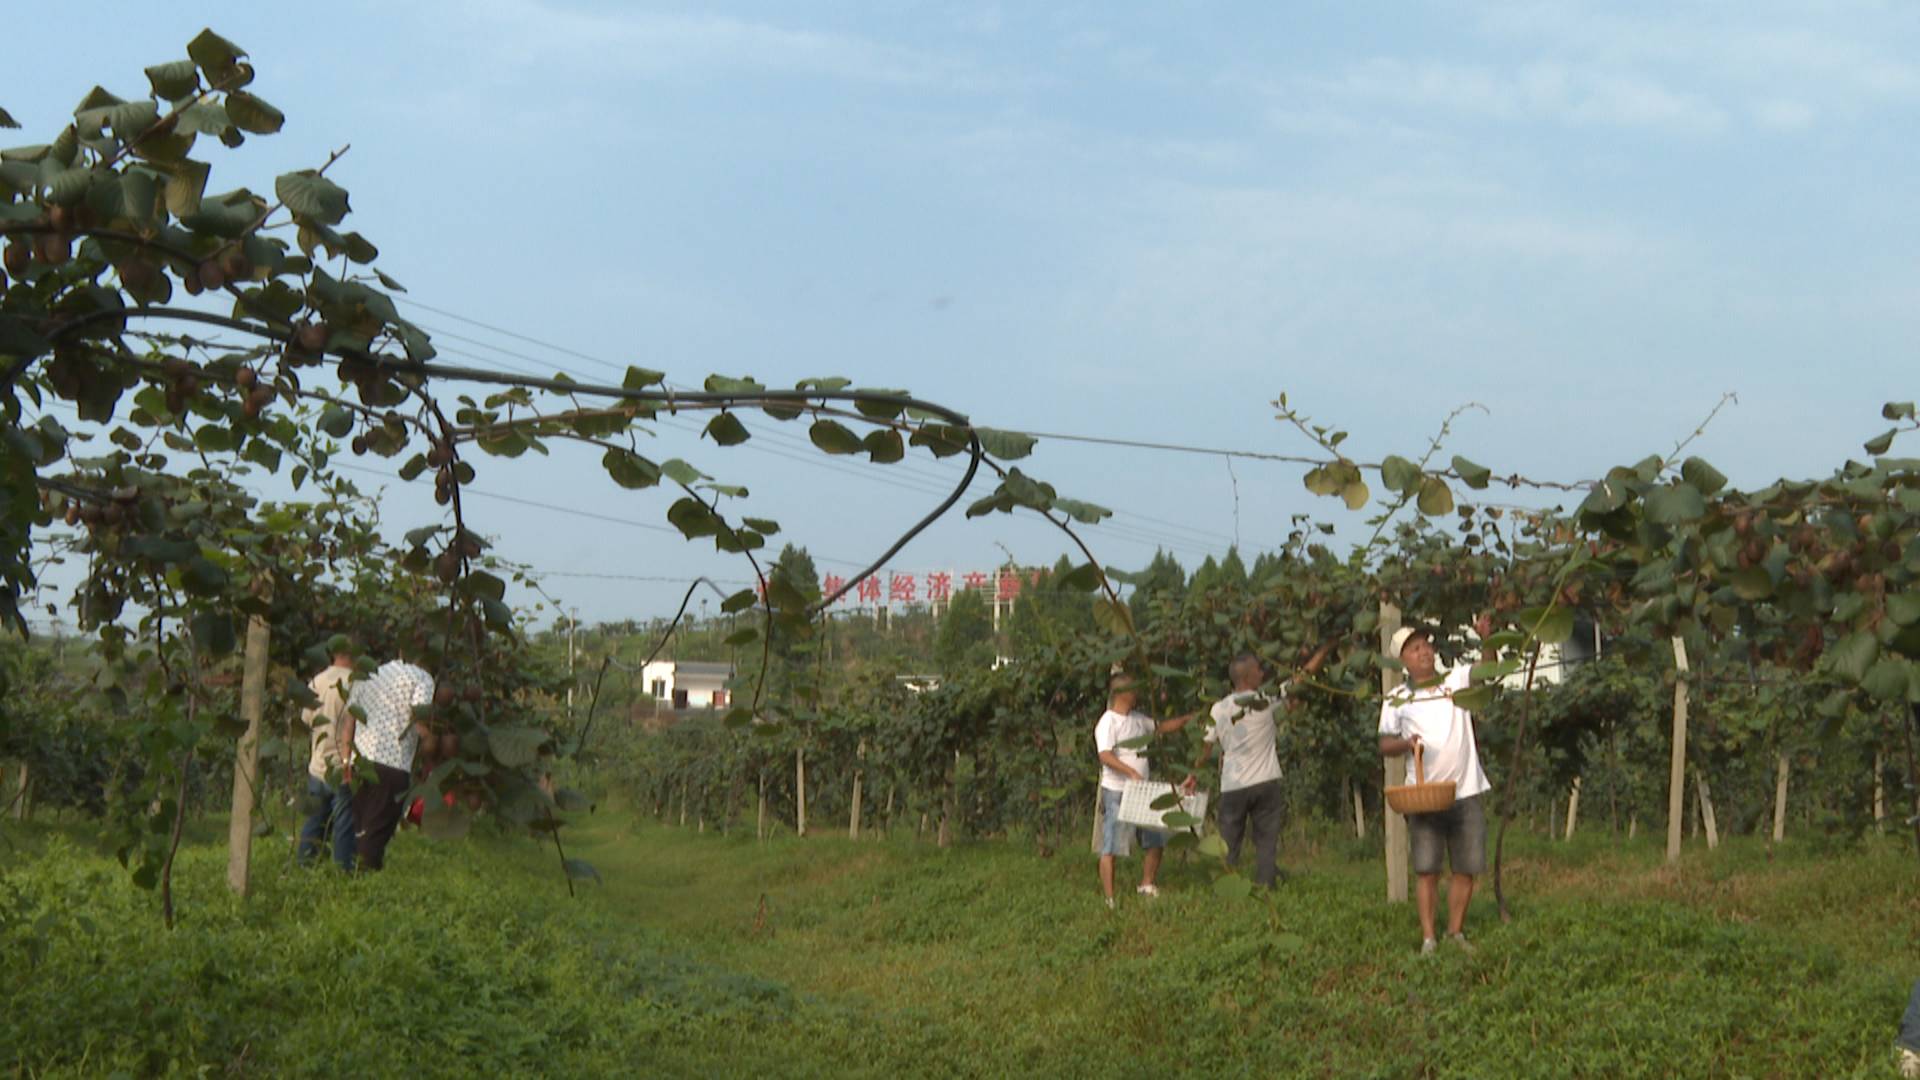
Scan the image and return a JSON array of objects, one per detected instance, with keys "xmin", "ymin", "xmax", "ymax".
[
  {"xmin": 1099, "ymin": 786, "xmax": 1168, "ymax": 856},
  {"xmin": 1408, "ymin": 793, "xmax": 1486, "ymax": 876}
]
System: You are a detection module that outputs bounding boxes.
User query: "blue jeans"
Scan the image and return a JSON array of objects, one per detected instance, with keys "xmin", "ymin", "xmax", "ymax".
[{"xmin": 298, "ymin": 775, "xmax": 355, "ymax": 871}]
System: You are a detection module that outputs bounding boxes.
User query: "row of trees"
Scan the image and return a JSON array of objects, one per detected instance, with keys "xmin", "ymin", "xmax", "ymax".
[{"xmin": 602, "ymin": 409, "xmax": 1920, "ymax": 905}]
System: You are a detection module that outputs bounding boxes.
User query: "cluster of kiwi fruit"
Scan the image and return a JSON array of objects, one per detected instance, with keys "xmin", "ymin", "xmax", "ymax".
[
  {"xmin": 433, "ymin": 529, "xmax": 482, "ymax": 584},
  {"xmin": 183, "ymin": 243, "xmax": 254, "ymax": 294},
  {"xmin": 1, "ymin": 204, "xmax": 88, "ymax": 282},
  {"xmin": 51, "ymin": 484, "xmax": 140, "ymax": 533}
]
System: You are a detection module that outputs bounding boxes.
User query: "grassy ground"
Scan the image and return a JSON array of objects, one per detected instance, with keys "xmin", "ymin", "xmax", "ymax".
[{"xmin": 2, "ymin": 811, "xmax": 1916, "ymax": 1077}]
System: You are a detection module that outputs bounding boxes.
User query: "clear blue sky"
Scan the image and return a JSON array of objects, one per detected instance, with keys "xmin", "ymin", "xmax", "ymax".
[{"xmin": 12, "ymin": 2, "xmax": 1919, "ymax": 628}]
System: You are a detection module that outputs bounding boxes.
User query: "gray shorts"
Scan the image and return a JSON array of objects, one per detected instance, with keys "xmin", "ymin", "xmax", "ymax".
[{"xmin": 1408, "ymin": 793, "xmax": 1486, "ymax": 876}]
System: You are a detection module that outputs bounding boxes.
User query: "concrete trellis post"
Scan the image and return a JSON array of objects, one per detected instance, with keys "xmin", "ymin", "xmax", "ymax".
[
  {"xmin": 1380, "ymin": 602, "xmax": 1408, "ymax": 903},
  {"xmin": 226, "ymin": 614, "xmax": 270, "ymax": 897}
]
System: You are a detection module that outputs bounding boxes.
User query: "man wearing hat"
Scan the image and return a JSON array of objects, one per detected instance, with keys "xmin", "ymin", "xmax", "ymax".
[
  {"xmin": 1379, "ymin": 614, "xmax": 1493, "ymax": 955},
  {"xmin": 1094, "ymin": 673, "xmax": 1197, "ymax": 907}
]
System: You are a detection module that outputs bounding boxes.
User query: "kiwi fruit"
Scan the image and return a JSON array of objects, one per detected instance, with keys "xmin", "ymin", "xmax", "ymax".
[{"xmin": 295, "ymin": 322, "xmax": 328, "ymax": 353}]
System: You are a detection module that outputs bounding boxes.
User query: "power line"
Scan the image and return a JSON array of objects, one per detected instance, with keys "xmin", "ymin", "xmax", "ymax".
[
  {"xmin": 637, "ymin": 413, "xmax": 1227, "ymax": 558},
  {"xmin": 666, "ymin": 410, "xmax": 1239, "ymax": 549},
  {"xmin": 368, "ymin": 330, "xmax": 1232, "ymax": 558},
  {"xmin": 1007, "ymin": 429, "xmax": 1346, "ymax": 466},
  {"xmin": 398, "ymin": 297, "xmax": 632, "ymax": 377},
  {"xmin": 538, "ymin": 570, "xmax": 755, "ymax": 585},
  {"xmin": 1007, "ymin": 428, "xmax": 1589, "ymax": 492},
  {"xmin": 395, "ymin": 294, "xmax": 1246, "ymax": 548},
  {"xmin": 329, "ymin": 461, "xmax": 684, "ymax": 537},
  {"xmin": 37, "ymin": 296, "xmax": 1406, "ymax": 585},
  {"xmin": 24, "ymin": 389, "xmax": 1201, "ymax": 591}
]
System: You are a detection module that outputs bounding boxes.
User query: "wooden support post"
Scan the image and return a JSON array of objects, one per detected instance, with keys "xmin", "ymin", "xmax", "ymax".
[
  {"xmin": 1380, "ymin": 602, "xmax": 1408, "ymax": 903},
  {"xmin": 795, "ymin": 746, "xmax": 807, "ymax": 838},
  {"xmin": 1696, "ymin": 768, "xmax": 1720, "ymax": 850},
  {"xmin": 849, "ymin": 738, "xmax": 865, "ymax": 841},
  {"xmin": 1666, "ymin": 637, "xmax": 1689, "ymax": 864},
  {"xmin": 1564, "ymin": 776, "xmax": 1582, "ymax": 841},
  {"xmin": 226, "ymin": 614, "xmax": 270, "ymax": 897},
  {"xmin": 937, "ymin": 751, "xmax": 956, "ymax": 849},
  {"xmin": 756, "ymin": 772, "xmax": 767, "ymax": 841},
  {"xmin": 1902, "ymin": 704, "xmax": 1920, "ymax": 861},
  {"xmin": 1772, "ymin": 753, "xmax": 1790, "ymax": 843},
  {"xmin": 1873, "ymin": 750, "xmax": 1885, "ymax": 831}
]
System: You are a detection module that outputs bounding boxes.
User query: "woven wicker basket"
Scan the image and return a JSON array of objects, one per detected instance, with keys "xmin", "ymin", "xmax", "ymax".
[{"xmin": 1386, "ymin": 743, "xmax": 1456, "ymax": 815}]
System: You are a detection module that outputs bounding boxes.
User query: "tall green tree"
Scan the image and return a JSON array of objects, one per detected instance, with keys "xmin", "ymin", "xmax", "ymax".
[
  {"xmin": 932, "ymin": 588, "xmax": 995, "ymax": 674},
  {"xmin": 1126, "ymin": 549, "xmax": 1186, "ymax": 622}
]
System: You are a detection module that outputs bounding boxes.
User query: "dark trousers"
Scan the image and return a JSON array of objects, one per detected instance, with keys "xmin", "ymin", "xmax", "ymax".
[
  {"xmin": 1902, "ymin": 979, "xmax": 1920, "ymax": 1052},
  {"xmin": 349, "ymin": 761, "xmax": 413, "ymax": 872},
  {"xmin": 1218, "ymin": 778, "xmax": 1286, "ymax": 887}
]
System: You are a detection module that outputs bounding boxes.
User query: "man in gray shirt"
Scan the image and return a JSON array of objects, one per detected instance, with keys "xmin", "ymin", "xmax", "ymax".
[{"xmin": 1184, "ymin": 645, "xmax": 1331, "ymax": 888}]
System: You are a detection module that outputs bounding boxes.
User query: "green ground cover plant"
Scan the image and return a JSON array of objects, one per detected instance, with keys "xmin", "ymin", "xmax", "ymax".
[{"xmin": 3, "ymin": 810, "xmax": 1913, "ymax": 1077}]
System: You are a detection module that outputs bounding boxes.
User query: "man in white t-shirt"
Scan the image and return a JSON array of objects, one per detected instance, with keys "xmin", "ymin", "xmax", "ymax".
[
  {"xmin": 295, "ymin": 647, "xmax": 357, "ymax": 870},
  {"xmin": 1181, "ymin": 644, "xmax": 1333, "ymax": 888},
  {"xmin": 1378, "ymin": 615, "xmax": 1493, "ymax": 955},
  {"xmin": 1094, "ymin": 674, "xmax": 1195, "ymax": 907}
]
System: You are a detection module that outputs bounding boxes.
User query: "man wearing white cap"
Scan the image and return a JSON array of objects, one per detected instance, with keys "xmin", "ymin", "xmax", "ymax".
[{"xmin": 1379, "ymin": 614, "xmax": 1493, "ymax": 955}]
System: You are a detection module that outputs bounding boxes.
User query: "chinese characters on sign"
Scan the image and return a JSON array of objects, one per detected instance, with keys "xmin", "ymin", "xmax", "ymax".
[
  {"xmin": 750, "ymin": 569, "xmax": 1039, "ymax": 608},
  {"xmin": 796, "ymin": 569, "xmax": 1036, "ymax": 609}
]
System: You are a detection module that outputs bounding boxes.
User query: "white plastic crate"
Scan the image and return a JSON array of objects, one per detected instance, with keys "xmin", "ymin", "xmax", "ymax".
[{"xmin": 1116, "ymin": 779, "xmax": 1208, "ymax": 836}]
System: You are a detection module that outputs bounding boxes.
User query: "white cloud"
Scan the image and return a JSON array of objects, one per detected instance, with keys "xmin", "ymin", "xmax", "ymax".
[
  {"xmin": 1470, "ymin": 2, "xmax": 1920, "ymax": 125},
  {"xmin": 1566, "ymin": 72, "xmax": 1726, "ymax": 132},
  {"xmin": 1328, "ymin": 59, "xmax": 1521, "ymax": 118},
  {"xmin": 449, "ymin": 0, "xmax": 1014, "ymax": 92},
  {"xmin": 1753, "ymin": 99, "xmax": 1817, "ymax": 131},
  {"xmin": 1044, "ymin": 179, "xmax": 1668, "ymax": 388},
  {"xmin": 1233, "ymin": 5, "xmax": 1917, "ymax": 142},
  {"xmin": 1295, "ymin": 57, "xmax": 1724, "ymax": 134}
]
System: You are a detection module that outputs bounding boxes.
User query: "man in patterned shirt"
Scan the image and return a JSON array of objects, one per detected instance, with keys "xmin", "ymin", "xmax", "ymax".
[{"xmin": 337, "ymin": 655, "xmax": 436, "ymax": 871}]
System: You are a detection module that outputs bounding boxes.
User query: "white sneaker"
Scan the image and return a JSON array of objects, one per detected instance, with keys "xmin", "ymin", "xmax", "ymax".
[
  {"xmin": 1104, "ymin": 896, "xmax": 1115, "ymax": 911},
  {"xmin": 1419, "ymin": 937, "xmax": 1438, "ymax": 956},
  {"xmin": 1898, "ymin": 1046, "xmax": 1920, "ymax": 1079},
  {"xmin": 1448, "ymin": 932, "xmax": 1477, "ymax": 954},
  {"xmin": 1136, "ymin": 884, "xmax": 1161, "ymax": 899}
]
